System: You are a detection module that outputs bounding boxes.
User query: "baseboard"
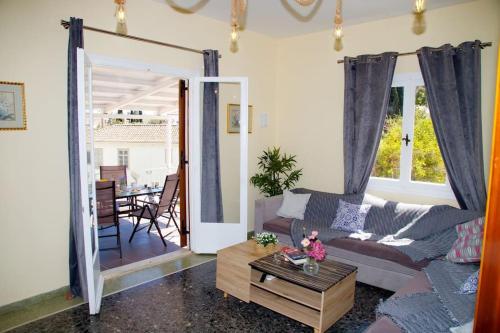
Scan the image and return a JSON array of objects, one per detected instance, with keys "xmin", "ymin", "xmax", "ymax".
[{"xmin": 0, "ymin": 285, "xmax": 74, "ymax": 316}]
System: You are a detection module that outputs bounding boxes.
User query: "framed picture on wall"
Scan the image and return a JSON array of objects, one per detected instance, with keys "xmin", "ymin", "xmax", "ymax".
[
  {"xmin": 0, "ymin": 81, "xmax": 26, "ymax": 131},
  {"xmin": 227, "ymin": 103, "xmax": 253, "ymax": 134}
]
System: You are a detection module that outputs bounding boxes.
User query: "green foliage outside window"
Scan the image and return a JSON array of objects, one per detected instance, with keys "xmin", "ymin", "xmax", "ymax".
[{"xmin": 372, "ymin": 86, "xmax": 446, "ymax": 184}]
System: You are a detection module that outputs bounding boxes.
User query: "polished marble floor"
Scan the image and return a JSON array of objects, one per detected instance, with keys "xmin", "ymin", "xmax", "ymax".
[{"xmin": 10, "ymin": 261, "xmax": 393, "ymax": 333}]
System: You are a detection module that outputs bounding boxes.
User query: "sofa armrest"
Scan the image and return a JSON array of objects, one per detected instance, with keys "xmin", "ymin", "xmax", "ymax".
[{"xmin": 254, "ymin": 195, "xmax": 284, "ymax": 234}]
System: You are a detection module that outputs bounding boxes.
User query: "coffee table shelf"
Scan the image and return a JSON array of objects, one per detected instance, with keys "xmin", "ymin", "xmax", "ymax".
[
  {"xmin": 250, "ymin": 268, "xmax": 322, "ymax": 310},
  {"xmin": 250, "ymin": 284, "xmax": 321, "ymax": 328}
]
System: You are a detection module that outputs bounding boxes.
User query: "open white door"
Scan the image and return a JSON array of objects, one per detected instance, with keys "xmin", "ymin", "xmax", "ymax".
[
  {"xmin": 77, "ymin": 48, "xmax": 104, "ymax": 314},
  {"xmin": 189, "ymin": 77, "xmax": 249, "ymax": 253}
]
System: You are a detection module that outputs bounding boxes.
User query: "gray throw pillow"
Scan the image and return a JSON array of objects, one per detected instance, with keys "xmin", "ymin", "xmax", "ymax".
[{"xmin": 330, "ymin": 199, "xmax": 371, "ymax": 232}]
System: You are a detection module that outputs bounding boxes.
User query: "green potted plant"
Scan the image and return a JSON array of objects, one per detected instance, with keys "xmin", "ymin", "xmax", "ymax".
[{"xmin": 250, "ymin": 147, "xmax": 303, "ymax": 197}]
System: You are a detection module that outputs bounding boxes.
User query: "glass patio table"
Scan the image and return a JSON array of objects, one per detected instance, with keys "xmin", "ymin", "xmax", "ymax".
[{"xmin": 115, "ymin": 187, "xmax": 163, "ymax": 199}]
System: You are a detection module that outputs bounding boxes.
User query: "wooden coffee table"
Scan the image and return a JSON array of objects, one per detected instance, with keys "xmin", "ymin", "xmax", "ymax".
[
  {"xmin": 216, "ymin": 240, "xmax": 282, "ymax": 302},
  {"xmin": 216, "ymin": 241, "xmax": 357, "ymax": 332}
]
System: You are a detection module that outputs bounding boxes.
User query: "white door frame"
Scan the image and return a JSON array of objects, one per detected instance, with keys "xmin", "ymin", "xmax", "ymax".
[
  {"xmin": 77, "ymin": 48, "xmax": 103, "ymax": 314},
  {"xmin": 77, "ymin": 52, "xmax": 201, "ymax": 313},
  {"xmin": 189, "ymin": 77, "xmax": 249, "ymax": 253}
]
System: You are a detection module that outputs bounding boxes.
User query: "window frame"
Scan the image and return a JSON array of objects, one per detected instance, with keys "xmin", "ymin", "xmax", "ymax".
[
  {"xmin": 367, "ymin": 73, "xmax": 454, "ymax": 199},
  {"xmin": 117, "ymin": 148, "xmax": 129, "ymax": 167}
]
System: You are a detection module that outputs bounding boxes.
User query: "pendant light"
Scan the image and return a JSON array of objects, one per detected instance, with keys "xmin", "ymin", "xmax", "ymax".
[
  {"xmin": 333, "ymin": 0, "xmax": 343, "ymax": 51},
  {"xmin": 412, "ymin": 0, "xmax": 426, "ymax": 35},
  {"xmin": 115, "ymin": 0, "xmax": 127, "ymax": 35}
]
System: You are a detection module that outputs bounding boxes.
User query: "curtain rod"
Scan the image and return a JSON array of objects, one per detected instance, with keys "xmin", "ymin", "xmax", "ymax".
[
  {"xmin": 336, "ymin": 42, "xmax": 492, "ymax": 64},
  {"xmin": 60, "ymin": 20, "xmax": 221, "ymax": 58}
]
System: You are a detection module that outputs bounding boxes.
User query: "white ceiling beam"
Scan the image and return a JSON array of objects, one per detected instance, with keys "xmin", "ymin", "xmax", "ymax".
[
  {"xmin": 92, "ymin": 86, "xmax": 139, "ymax": 95},
  {"xmin": 93, "ymin": 73, "xmax": 156, "ymax": 88},
  {"xmin": 92, "ymin": 96, "xmax": 122, "ymax": 103},
  {"xmin": 151, "ymin": 91, "xmax": 178, "ymax": 98},
  {"xmin": 104, "ymin": 78, "xmax": 178, "ymax": 113},
  {"xmin": 132, "ymin": 100, "xmax": 177, "ymax": 107}
]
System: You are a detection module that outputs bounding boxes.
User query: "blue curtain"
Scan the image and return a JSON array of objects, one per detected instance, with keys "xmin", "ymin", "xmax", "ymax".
[
  {"xmin": 201, "ymin": 50, "xmax": 224, "ymax": 223},
  {"xmin": 418, "ymin": 41, "xmax": 487, "ymax": 211},
  {"xmin": 343, "ymin": 52, "xmax": 397, "ymax": 194},
  {"xmin": 67, "ymin": 17, "xmax": 87, "ymax": 300}
]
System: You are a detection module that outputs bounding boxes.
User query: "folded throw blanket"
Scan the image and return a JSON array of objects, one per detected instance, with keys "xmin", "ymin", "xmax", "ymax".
[
  {"xmin": 377, "ymin": 261, "xmax": 478, "ymax": 333},
  {"xmin": 290, "ymin": 189, "xmax": 481, "ymax": 262},
  {"xmin": 377, "ymin": 292, "xmax": 457, "ymax": 333}
]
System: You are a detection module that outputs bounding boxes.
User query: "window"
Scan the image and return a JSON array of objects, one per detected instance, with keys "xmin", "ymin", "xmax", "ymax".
[
  {"xmin": 369, "ymin": 73, "xmax": 452, "ymax": 198},
  {"xmin": 117, "ymin": 149, "xmax": 129, "ymax": 167},
  {"xmin": 128, "ymin": 110, "xmax": 143, "ymax": 124}
]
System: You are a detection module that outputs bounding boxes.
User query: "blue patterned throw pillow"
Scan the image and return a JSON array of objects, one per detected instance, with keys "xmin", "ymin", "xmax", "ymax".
[
  {"xmin": 458, "ymin": 270, "xmax": 479, "ymax": 294},
  {"xmin": 330, "ymin": 200, "xmax": 371, "ymax": 232}
]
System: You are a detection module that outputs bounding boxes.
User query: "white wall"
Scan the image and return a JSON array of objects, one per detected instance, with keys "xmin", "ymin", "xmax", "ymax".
[
  {"xmin": 95, "ymin": 142, "xmax": 175, "ymax": 185},
  {"xmin": 0, "ymin": 0, "xmax": 277, "ymax": 306},
  {"xmin": 274, "ymin": 0, "xmax": 500, "ymax": 206}
]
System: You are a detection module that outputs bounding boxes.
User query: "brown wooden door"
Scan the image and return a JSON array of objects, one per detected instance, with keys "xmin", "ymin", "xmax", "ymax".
[
  {"xmin": 178, "ymin": 80, "xmax": 189, "ymax": 247},
  {"xmin": 474, "ymin": 46, "xmax": 500, "ymax": 332}
]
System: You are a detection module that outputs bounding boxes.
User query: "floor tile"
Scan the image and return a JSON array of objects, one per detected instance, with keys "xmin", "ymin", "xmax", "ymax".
[
  {"xmin": 9, "ymin": 260, "xmax": 392, "ymax": 333},
  {"xmin": 0, "ymin": 254, "xmax": 214, "ymax": 333}
]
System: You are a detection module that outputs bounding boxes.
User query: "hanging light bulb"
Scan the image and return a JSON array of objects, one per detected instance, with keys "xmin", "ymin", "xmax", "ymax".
[
  {"xmin": 115, "ymin": 0, "xmax": 127, "ymax": 35},
  {"xmin": 333, "ymin": 0, "xmax": 343, "ymax": 51},
  {"xmin": 229, "ymin": 0, "xmax": 246, "ymax": 52},
  {"xmin": 334, "ymin": 25, "xmax": 343, "ymax": 40},
  {"xmin": 412, "ymin": 0, "xmax": 426, "ymax": 35},
  {"xmin": 231, "ymin": 24, "xmax": 239, "ymax": 42},
  {"xmin": 414, "ymin": 0, "xmax": 426, "ymax": 14}
]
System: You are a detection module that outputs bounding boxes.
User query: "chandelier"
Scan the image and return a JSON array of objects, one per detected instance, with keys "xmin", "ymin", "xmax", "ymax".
[{"xmin": 229, "ymin": 0, "xmax": 427, "ymax": 51}]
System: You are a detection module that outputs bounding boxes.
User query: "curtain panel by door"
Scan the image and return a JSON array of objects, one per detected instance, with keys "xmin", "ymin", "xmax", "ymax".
[
  {"xmin": 67, "ymin": 17, "xmax": 88, "ymax": 300},
  {"xmin": 201, "ymin": 50, "xmax": 224, "ymax": 223}
]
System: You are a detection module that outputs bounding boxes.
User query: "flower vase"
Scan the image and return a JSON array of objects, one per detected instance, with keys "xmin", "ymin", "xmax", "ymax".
[{"xmin": 303, "ymin": 257, "xmax": 320, "ymax": 276}]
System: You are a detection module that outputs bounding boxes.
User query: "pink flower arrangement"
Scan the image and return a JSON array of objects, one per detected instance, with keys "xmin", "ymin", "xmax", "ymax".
[{"xmin": 301, "ymin": 229, "xmax": 326, "ymax": 261}]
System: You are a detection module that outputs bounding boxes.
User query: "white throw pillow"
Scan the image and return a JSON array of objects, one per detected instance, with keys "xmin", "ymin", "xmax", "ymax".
[{"xmin": 276, "ymin": 190, "xmax": 311, "ymax": 220}]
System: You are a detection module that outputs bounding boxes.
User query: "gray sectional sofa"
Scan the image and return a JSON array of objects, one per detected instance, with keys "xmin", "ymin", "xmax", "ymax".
[
  {"xmin": 254, "ymin": 191, "xmax": 479, "ymax": 332},
  {"xmin": 255, "ymin": 194, "xmax": 426, "ymax": 291}
]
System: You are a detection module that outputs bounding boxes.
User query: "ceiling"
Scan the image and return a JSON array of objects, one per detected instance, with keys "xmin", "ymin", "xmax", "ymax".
[
  {"xmin": 161, "ymin": 0, "xmax": 474, "ymax": 38},
  {"xmin": 92, "ymin": 66, "xmax": 179, "ymax": 119}
]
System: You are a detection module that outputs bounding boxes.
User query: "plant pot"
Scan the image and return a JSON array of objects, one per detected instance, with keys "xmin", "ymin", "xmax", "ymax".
[
  {"xmin": 254, "ymin": 242, "xmax": 277, "ymax": 254},
  {"xmin": 303, "ymin": 257, "xmax": 320, "ymax": 276}
]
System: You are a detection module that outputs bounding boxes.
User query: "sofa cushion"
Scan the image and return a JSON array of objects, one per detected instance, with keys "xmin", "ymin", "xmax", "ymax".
[
  {"xmin": 277, "ymin": 190, "xmax": 311, "ymax": 220},
  {"xmin": 446, "ymin": 218, "xmax": 484, "ymax": 263},
  {"xmin": 262, "ymin": 217, "xmax": 293, "ymax": 235},
  {"xmin": 325, "ymin": 238, "xmax": 429, "ymax": 270},
  {"xmin": 456, "ymin": 217, "xmax": 484, "ymax": 237},
  {"xmin": 330, "ymin": 199, "xmax": 371, "ymax": 232}
]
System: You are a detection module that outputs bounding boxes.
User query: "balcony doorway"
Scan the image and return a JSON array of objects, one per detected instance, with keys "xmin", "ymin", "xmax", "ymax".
[{"xmin": 90, "ymin": 64, "xmax": 188, "ymax": 271}]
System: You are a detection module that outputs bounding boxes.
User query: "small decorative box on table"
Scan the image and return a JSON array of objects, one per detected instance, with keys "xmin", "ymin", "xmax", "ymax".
[{"xmin": 249, "ymin": 254, "xmax": 357, "ymax": 333}]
